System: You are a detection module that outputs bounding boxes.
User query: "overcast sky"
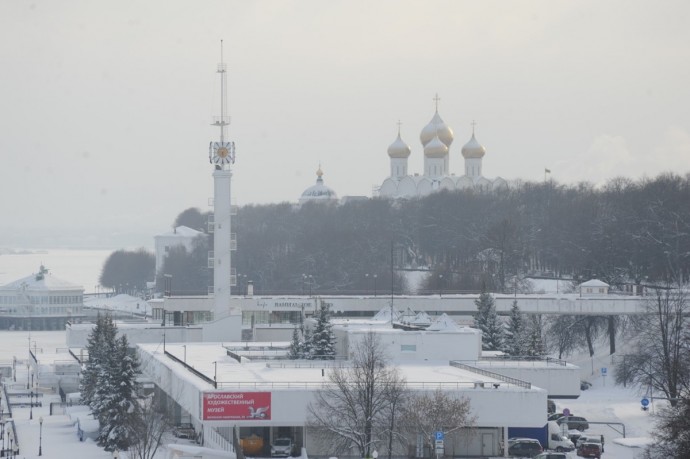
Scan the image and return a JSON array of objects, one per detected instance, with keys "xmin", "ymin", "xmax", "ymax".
[{"xmin": 1, "ymin": 1, "xmax": 689, "ymax": 249}]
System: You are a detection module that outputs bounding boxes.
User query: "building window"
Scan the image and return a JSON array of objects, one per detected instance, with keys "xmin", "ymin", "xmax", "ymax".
[{"xmin": 401, "ymin": 344, "xmax": 416, "ymax": 352}]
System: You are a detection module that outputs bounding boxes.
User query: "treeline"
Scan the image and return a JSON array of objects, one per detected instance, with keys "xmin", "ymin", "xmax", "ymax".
[
  {"xmin": 232, "ymin": 173, "xmax": 690, "ymax": 294},
  {"xmin": 101, "ymin": 173, "xmax": 690, "ymax": 296}
]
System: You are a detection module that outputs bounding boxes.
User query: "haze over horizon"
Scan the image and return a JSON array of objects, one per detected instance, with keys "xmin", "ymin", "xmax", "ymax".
[{"xmin": 2, "ymin": 0, "xmax": 689, "ymax": 249}]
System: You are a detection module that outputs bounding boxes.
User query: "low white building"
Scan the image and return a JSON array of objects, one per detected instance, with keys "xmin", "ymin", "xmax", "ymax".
[
  {"xmin": 579, "ymin": 279, "xmax": 610, "ymax": 296},
  {"xmin": 135, "ymin": 316, "xmax": 577, "ymax": 458}
]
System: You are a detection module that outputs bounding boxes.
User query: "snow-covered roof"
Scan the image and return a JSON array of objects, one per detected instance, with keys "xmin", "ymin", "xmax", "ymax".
[
  {"xmin": 155, "ymin": 225, "xmax": 205, "ymax": 238},
  {"xmin": 579, "ymin": 279, "xmax": 609, "ymax": 288},
  {"xmin": 427, "ymin": 313, "xmax": 462, "ymax": 331},
  {"xmin": 412, "ymin": 311, "xmax": 432, "ymax": 325},
  {"xmin": 0, "ymin": 271, "xmax": 83, "ymax": 291},
  {"xmin": 371, "ymin": 307, "xmax": 400, "ymax": 322},
  {"xmin": 139, "ymin": 342, "xmax": 516, "ymax": 389}
]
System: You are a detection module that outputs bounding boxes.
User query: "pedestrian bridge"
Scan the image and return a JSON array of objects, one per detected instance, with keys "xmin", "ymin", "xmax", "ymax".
[{"xmin": 234, "ymin": 293, "xmax": 649, "ymax": 317}]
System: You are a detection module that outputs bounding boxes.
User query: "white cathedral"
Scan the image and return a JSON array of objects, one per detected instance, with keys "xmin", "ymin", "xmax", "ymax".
[{"xmin": 378, "ymin": 101, "xmax": 507, "ymax": 198}]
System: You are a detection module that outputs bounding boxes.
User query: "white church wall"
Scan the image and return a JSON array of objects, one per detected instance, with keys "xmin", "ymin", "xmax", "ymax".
[
  {"xmin": 417, "ymin": 178, "xmax": 433, "ymax": 196},
  {"xmin": 379, "ymin": 178, "xmax": 398, "ymax": 197},
  {"xmin": 398, "ymin": 176, "xmax": 417, "ymax": 197}
]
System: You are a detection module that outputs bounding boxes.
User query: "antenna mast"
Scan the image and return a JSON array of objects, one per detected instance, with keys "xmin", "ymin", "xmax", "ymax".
[{"xmin": 215, "ymin": 40, "xmax": 229, "ymax": 144}]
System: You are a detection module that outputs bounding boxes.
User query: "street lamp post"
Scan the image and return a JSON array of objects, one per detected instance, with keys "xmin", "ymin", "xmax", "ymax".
[
  {"xmin": 38, "ymin": 416, "xmax": 43, "ymax": 456},
  {"xmin": 305, "ymin": 275, "xmax": 313, "ymax": 297},
  {"xmin": 183, "ymin": 345, "xmax": 187, "ymax": 365},
  {"xmin": 1, "ymin": 407, "xmax": 4, "ymax": 456},
  {"xmin": 373, "ymin": 274, "xmax": 378, "ymax": 297},
  {"xmin": 29, "ymin": 391, "xmax": 34, "ymax": 420},
  {"xmin": 439, "ymin": 274, "xmax": 444, "ymax": 297}
]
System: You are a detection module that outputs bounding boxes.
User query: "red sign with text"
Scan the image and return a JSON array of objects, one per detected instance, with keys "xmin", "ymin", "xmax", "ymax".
[{"xmin": 202, "ymin": 392, "xmax": 272, "ymax": 420}]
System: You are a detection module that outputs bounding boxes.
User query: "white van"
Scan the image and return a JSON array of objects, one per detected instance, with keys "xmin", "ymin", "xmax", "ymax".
[{"xmin": 547, "ymin": 421, "xmax": 575, "ymax": 452}]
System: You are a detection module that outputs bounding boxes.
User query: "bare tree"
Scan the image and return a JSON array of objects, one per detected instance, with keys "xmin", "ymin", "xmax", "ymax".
[
  {"xmin": 615, "ymin": 287, "xmax": 689, "ymax": 407},
  {"xmin": 127, "ymin": 395, "xmax": 169, "ymax": 459},
  {"xmin": 308, "ymin": 332, "xmax": 407, "ymax": 458},
  {"xmin": 400, "ymin": 388, "xmax": 476, "ymax": 455}
]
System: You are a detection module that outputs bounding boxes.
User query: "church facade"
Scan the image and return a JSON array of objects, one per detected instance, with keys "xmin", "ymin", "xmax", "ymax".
[{"xmin": 378, "ymin": 100, "xmax": 507, "ymax": 198}]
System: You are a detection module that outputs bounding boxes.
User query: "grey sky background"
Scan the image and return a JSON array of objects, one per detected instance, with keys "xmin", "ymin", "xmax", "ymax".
[{"xmin": 1, "ymin": 1, "xmax": 689, "ymax": 249}]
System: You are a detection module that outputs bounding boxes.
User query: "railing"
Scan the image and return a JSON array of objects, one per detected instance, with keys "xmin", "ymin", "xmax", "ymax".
[
  {"xmin": 214, "ymin": 380, "xmax": 522, "ymax": 390},
  {"xmin": 449, "ymin": 361, "xmax": 532, "ymax": 389},
  {"xmin": 69, "ymin": 349, "xmax": 86, "ymax": 364},
  {"xmin": 204, "ymin": 425, "xmax": 233, "ymax": 451},
  {"xmin": 1, "ymin": 383, "xmax": 13, "ymax": 418},
  {"xmin": 476, "ymin": 355, "xmax": 569, "ymax": 367},
  {"xmin": 164, "ymin": 350, "xmax": 216, "ymax": 388}
]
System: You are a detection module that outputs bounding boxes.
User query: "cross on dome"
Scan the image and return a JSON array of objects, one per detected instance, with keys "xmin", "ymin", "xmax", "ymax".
[{"xmin": 433, "ymin": 93, "xmax": 441, "ymax": 112}]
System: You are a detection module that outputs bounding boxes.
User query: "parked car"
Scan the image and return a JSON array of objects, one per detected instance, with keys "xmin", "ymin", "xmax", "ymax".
[
  {"xmin": 577, "ymin": 442, "xmax": 602, "ymax": 459},
  {"xmin": 271, "ymin": 437, "xmax": 294, "ymax": 457},
  {"xmin": 172, "ymin": 423, "xmax": 196, "ymax": 440},
  {"xmin": 548, "ymin": 412, "xmax": 565, "ymax": 422},
  {"xmin": 508, "ymin": 438, "xmax": 543, "ymax": 457},
  {"xmin": 576, "ymin": 434, "xmax": 604, "ymax": 452},
  {"xmin": 535, "ymin": 453, "xmax": 567, "ymax": 459},
  {"xmin": 556, "ymin": 415, "xmax": 589, "ymax": 431}
]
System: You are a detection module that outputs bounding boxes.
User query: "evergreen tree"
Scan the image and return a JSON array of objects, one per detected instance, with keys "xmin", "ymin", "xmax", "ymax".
[
  {"xmin": 288, "ymin": 326, "xmax": 302, "ymax": 359},
  {"xmin": 474, "ymin": 291, "xmax": 505, "ymax": 351},
  {"xmin": 310, "ymin": 302, "xmax": 336, "ymax": 359},
  {"xmin": 504, "ymin": 300, "xmax": 525, "ymax": 356},
  {"xmin": 524, "ymin": 315, "xmax": 546, "ymax": 358},
  {"xmin": 80, "ymin": 313, "xmax": 142, "ymax": 451},
  {"xmin": 97, "ymin": 335, "xmax": 141, "ymax": 450},
  {"xmin": 81, "ymin": 314, "xmax": 118, "ymax": 411},
  {"xmin": 302, "ymin": 327, "xmax": 314, "ymax": 359}
]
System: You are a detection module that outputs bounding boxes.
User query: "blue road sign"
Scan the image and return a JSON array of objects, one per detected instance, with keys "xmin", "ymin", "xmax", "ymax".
[
  {"xmin": 435, "ymin": 431, "xmax": 444, "ymax": 441},
  {"xmin": 641, "ymin": 398, "xmax": 649, "ymax": 407},
  {"xmin": 601, "ymin": 367, "xmax": 607, "ymax": 375}
]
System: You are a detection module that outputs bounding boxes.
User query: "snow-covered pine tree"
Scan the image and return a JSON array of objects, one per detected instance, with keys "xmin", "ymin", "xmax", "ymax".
[
  {"xmin": 309, "ymin": 302, "xmax": 336, "ymax": 359},
  {"xmin": 81, "ymin": 313, "xmax": 118, "ymax": 413},
  {"xmin": 288, "ymin": 326, "xmax": 302, "ymax": 359},
  {"xmin": 474, "ymin": 291, "xmax": 505, "ymax": 351},
  {"xmin": 524, "ymin": 315, "xmax": 546, "ymax": 358},
  {"xmin": 504, "ymin": 300, "xmax": 525, "ymax": 356},
  {"xmin": 97, "ymin": 334, "xmax": 141, "ymax": 451},
  {"xmin": 302, "ymin": 327, "xmax": 313, "ymax": 359}
]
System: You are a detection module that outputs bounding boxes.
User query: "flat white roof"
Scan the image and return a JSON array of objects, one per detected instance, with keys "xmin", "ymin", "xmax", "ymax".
[{"xmin": 138, "ymin": 342, "xmax": 536, "ymax": 393}]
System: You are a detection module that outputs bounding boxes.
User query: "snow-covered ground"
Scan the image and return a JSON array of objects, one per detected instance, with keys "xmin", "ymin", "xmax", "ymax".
[{"xmin": 1, "ymin": 330, "xmax": 659, "ymax": 459}]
